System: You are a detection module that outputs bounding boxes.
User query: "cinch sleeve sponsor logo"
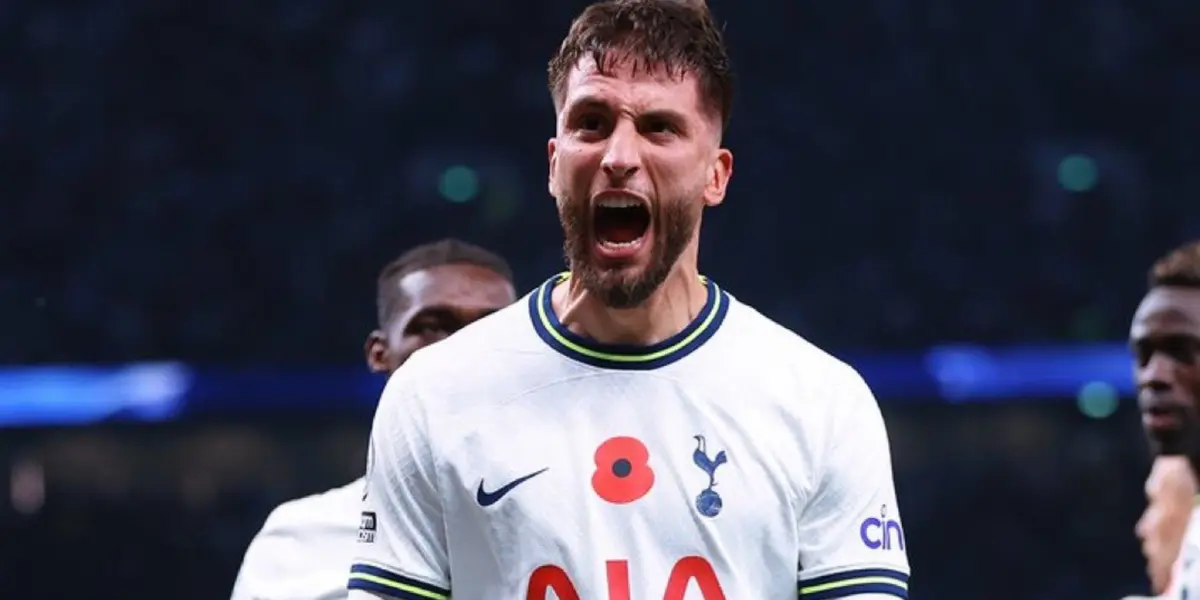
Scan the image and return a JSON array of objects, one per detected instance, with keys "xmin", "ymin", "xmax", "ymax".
[{"xmin": 859, "ymin": 504, "xmax": 904, "ymax": 551}]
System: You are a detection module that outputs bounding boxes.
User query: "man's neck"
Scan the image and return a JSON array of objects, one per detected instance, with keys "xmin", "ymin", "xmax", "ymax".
[{"xmin": 553, "ymin": 264, "xmax": 707, "ymax": 346}]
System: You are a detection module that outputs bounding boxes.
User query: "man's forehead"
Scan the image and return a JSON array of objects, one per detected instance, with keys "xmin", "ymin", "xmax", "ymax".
[
  {"xmin": 1133, "ymin": 287, "xmax": 1200, "ymax": 330},
  {"xmin": 386, "ymin": 265, "xmax": 511, "ymax": 330},
  {"xmin": 562, "ymin": 56, "xmax": 702, "ymax": 111},
  {"xmin": 399, "ymin": 262, "xmax": 505, "ymax": 292}
]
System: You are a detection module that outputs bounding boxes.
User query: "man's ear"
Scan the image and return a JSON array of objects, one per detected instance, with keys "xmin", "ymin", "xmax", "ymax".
[
  {"xmin": 547, "ymin": 137, "xmax": 558, "ymax": 197},
  {"xmin": 702, "ymin": 148, "xmax": 733, "ymax": 208},
  {"xmin": 364, "ymin": 330, "xmax": 390, "ymax": 373}
]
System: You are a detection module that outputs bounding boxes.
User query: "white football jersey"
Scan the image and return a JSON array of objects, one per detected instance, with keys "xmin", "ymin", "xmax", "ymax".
[
  {"xmin": 1163, "ymin": 501, "xmax": 1200, "ymax": 599},
  {"xmin": 232, "ymin": 480, "xmax": 363, "ymax": 600},
  {"xmin": 349, "ymin": 274, "xmax": 911, "ymax": 600}
]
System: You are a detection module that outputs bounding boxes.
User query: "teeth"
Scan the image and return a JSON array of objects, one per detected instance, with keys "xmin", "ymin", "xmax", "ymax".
[
  {"xmin": 597, "ymin": 197, "xmax": 642, "ymax": 209},
  {"xmin": 601, "ymin": 239, "xmax": 640, "ymax": 248}
]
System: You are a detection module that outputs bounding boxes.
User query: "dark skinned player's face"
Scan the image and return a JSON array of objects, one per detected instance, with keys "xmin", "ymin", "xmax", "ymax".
[
  {"xmin": 1131, "ymin": 287, "xmax": 1200, "ymax": 452},
  {"xmin": 365, "ymin": 264, "xmax": 516, "ymax": 374}
]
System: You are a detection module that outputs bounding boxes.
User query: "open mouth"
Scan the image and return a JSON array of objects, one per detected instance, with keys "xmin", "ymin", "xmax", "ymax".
[
  {"xmin": 593, "ymin": 196, "xmax": 651, "ymax": 255},
  {"xmin": 1144, "ymin": 405, "xmax": 1184, "ymax": 426},
  {"xmin": 1141, "ymin": 399, "xmax": 1188, "ymax": 431}
]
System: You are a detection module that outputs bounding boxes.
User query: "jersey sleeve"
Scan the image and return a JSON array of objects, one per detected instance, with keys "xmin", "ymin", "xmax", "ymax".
[
  {"xmin": 1172, "ymin": 529, "xmax": 1200, "ymax": 600},
  {"xmin": 229, "ymin": 504, "xmax": 320, "ymax": 600},
  {"xmin": 347, "ymin": 367, "xmax": 451, "ymax": 600},
  {"xmin": 229, "ymin": 517, "xmax": 282, "ymax": 600},
  {"xmin": 1175, "ymin": 560, "xmax": 1198, "ymax": 600},
  {"xmin": 796, "ymin": 367, "xmax": 910, "ymax": 599}
]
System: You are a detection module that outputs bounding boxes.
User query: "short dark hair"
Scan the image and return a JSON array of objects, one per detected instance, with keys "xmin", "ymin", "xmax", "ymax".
[
  {"xmin": 547, "ymin": 0, "xmax": 733, "ymax": 132},
  {"xmin": 1149, "ymin": 241, "xmax": 1200, "ymax": 289},
  {"xmin": 376, "ymin": 239, "xmax": 514, "ymax": 326}
]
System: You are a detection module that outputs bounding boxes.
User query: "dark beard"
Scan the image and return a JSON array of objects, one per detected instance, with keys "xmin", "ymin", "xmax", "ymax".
[{"xmin": 559, "ymin": 196, "xmax": 697, "ymax": 309}]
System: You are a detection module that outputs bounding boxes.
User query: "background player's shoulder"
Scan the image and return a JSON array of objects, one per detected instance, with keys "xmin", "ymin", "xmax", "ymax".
[
  {"xmin": 258, "ymin": 478, "xmax": 363, "ymax": 538},
  {"xmin": 234, "ymin": 480, "xmax": 362, "ymax": 598}
]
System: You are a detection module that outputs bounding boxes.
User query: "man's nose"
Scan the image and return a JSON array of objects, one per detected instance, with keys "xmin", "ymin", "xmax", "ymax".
[
  {"xmin": 601, "ymin": 121, "xmax": 641, "ymax": 181},
  {"xmin": 1139, "ymin": 354, "xmax": 1177, "ymax": 390}
]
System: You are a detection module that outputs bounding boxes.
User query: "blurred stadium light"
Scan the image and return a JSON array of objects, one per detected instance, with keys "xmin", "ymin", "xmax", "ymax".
[{"xmin": 0, "ymin": 342, "xmax": 1134, "ymax": 427}]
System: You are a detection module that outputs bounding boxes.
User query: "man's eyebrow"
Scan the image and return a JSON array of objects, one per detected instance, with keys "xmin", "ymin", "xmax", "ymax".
[
  {"xmin": 564, "ymin": 96, "xmax": 609, "ymax": 113},
  {"xmin": 410, "ymin": 305, "xmax": 504, "ymax": 320},
  {"xmin": 639, "ymin": 108, "xmax": 688, "ymax": 123},
  {"xmin": 566, "ymin": 97, "xmax": 688, "ymax": 121}
]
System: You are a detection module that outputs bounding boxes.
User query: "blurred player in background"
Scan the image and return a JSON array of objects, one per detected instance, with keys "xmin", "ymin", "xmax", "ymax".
[
  {"xmin": 1126, "ymin": 241, "xmax": 1200, "ymax": 599},
  {"xmin": 1135, "ymin": 457, "xmax": 1196, "ymax": 595},
  {"xmin": 230, "ymin": 239, "xmax": 516, "ymax": 600},
  {"xmin": 348, "ymin": 0, "xmax": 909, "ymax": 598}
]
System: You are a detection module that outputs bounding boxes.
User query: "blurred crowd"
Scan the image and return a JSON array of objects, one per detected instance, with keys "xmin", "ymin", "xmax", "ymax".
[{"xmin": 3, "ymin": 0, "xmax": 1200, "ymax": 364}]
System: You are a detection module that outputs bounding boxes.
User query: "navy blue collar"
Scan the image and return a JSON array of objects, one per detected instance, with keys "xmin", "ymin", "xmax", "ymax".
[{"xmin": 528, "ymin": 273, "xmax": 730, "ymax": 370}]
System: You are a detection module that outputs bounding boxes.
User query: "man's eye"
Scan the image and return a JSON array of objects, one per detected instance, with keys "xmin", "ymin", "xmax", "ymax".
[
  {"xmin": 410, "ymin": 322, "xmax": 443, "ymax": 336},
  {"xmin": 1161, "ymin": 338, "xmax": 1199, "ymax": 365},
  {"xmin": 645, "ymin": 120, "xmax": 675, "ymax": 134},
  {"xmin": 578, "ymin": 115, "xmax": 604, "ymax": 131}
]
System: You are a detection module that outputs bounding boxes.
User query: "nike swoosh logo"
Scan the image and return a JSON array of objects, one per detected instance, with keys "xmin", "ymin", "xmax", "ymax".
[{"xmin": 476, "ymin": 467, "xmax": 548, "ymax": 507}]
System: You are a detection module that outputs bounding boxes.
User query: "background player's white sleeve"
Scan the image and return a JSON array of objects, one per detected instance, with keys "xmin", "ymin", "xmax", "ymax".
[
  {"xmin": 1149, "ymin": 506, "xmax": 1200, "ymax": 600},
  {"xmin": 229, "ymin": 525, "xmax": 277, "ymax": 600},
  {"xmin": 1173, "ymin": 555, "xmax": 1200, "ymax": 600},
  {"xmin": 347, "ymin": 368, "xmax": 451, "ymax": 600},
  {"xmin": 230, "ymin": 483, "xmax": 362, "ymax": 600},
  {"xmin": 796, "ymin": 367, "xmax": 911, "ymax": 599},
  {"xmin": 228, "ymin": 506, "xmax": 325, "ymax": 600}
]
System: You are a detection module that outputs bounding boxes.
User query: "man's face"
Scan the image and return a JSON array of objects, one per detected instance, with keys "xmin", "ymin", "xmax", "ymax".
[
  {"xmin": 365, "ymin": 263, "xmax": 515, "ymax": 373},
  {"xmin": 1136, "ymin": 456, "xmax": 1197, "ymax": 593},
  {"xmin": 1131, "ymin": 287, "xmax": 1200, "ymax": 450},
  {"xmin": 547, "ymin": 56, "xmax": 732, "ymax": 308}
]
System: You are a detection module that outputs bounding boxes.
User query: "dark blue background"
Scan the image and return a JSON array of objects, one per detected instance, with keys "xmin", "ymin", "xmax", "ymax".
[{"xmin": 5, "ymin": 0, "xmax": 1199, "ymax": 363}]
